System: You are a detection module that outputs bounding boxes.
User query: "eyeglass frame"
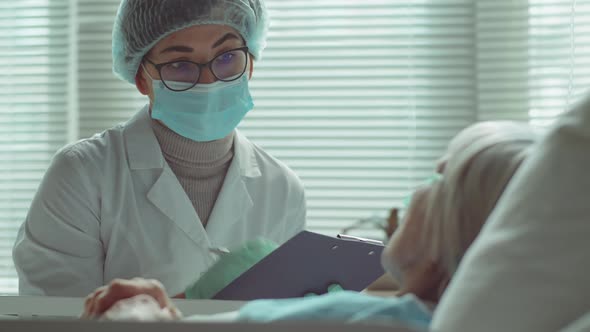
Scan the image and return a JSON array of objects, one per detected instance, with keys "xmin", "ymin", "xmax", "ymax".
[{"xmin": 142, "ymin": 46, "xmax": 250, "ymax": 92}]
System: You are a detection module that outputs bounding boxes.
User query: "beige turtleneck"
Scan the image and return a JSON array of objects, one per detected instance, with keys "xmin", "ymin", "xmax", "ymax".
[{"xmin": 151, "ymin": 120, "xmax": 234, "ymax": 226}]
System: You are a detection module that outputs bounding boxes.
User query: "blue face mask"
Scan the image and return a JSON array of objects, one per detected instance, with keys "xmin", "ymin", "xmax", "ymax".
[{"xmin": 149, "ymin": 74, "xmax": 254, "ymax": 142}]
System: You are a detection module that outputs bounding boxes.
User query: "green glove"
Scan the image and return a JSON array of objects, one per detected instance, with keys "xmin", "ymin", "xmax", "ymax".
[
  {"xmin": 184, "ymin": 238, "xmax": 279, "ymax": 299},
  {"xmin": 328, "ymin": 284, "xmax": 344, "ymax": 293},
  {"xmin": 304, "ymin": 283, "xmax": 345, "ymax": 297}
]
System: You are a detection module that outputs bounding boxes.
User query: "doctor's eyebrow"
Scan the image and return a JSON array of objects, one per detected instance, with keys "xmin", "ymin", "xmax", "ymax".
[
  {"xmin": 160, "ymin": 45, "xmax": 194, "ymax": 54},
  {"xmin": 158, "ymin": 33, "xmax": 243, "ymax": 55},
  {"xmin": 212, "ymin": 33, "xmax": 243, "ymax": 48}
]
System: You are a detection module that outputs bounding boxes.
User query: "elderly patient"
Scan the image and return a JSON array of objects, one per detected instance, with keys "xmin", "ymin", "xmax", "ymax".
[{"xmin": 81, "ymin": 122, "xmax": 537, "ymax": 328}]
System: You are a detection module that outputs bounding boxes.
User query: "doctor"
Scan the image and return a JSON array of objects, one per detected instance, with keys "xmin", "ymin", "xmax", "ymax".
[{"xmin": 13, "ymin": 0, "xmax": 306, "ymax": 297}]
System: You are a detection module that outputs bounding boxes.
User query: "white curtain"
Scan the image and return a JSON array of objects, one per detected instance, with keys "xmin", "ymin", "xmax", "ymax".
[{"xmin": 0, "ymin": 0, "xmax": 588, "ymax": 294}]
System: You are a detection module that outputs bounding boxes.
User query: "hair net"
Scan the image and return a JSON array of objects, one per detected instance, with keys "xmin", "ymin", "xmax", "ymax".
[{"xmin": 112, "ymin": 0, "xmax": 269, "ymax": 84}]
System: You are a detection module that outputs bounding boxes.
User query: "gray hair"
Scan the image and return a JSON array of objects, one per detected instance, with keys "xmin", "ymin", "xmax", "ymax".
[{"xmin": 424, "ymin": 121, "xmax": 538, "ymax": 275}]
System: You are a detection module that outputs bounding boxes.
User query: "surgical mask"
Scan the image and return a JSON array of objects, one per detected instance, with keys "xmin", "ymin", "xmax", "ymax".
[{"xmin": 147, "ymin": 70, "xmax": 254, "ymax": 142}]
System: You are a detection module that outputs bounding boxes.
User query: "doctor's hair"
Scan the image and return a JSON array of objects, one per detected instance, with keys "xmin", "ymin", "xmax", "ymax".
[{"xmin": 422, "ymin": 121, "xmax": 538, "ymax": 276}]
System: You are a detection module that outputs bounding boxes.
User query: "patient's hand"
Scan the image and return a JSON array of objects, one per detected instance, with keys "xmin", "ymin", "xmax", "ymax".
[
  {"xmin": 101, "ymin": 294, "xmax": 180, "ymax": 321},
  {"xmin": 82, "ymin": 278, "xmax": 182, "ymax": 320}
]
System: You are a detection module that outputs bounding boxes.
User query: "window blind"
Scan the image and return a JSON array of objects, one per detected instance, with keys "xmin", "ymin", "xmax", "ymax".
[
  {"xmin": 0, "ymin": 0, "xmax": 70, "ymax": 293},
  {"xmin": 526, "ymin": 0, "xmax": 590, "ymax": 126},
  {"xmin": 476, "ymin": 0, "xmax": 590, "ymax": 125},
  {"xmin": 78, "ymin": 0, "xmax": 145, "ymax": 138},
  {"xmin": 239, "ymin": 0, "xmax": 475, "ymax": 236}
]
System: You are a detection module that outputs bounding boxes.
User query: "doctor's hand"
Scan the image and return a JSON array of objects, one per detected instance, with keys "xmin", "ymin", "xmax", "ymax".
[{"xmin": 82, "ymin": 278, "xmax": 182, "ymax": 320}]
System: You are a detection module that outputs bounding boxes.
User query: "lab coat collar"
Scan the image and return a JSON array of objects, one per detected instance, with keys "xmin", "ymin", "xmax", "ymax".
[
  {"xmin": 205, "ymin": 154, "xmax": 255, "ymax": 242},
  {"xmin": 205, "ymin": 131, "xmax": 261, "ymax": 243},
  {"xmin": 123, "ymin": 106, "xmax": 261, "ymax": 178},
  {"xmin": 122, "ymin": 106, "xmax": 261, "ymax": 247},
  {"xmin": 123, "ymin": 106, "xmax": 165, "ymax": 170},
  {"xmin": 147, "ymin": 166, "xmax": 210, "ymax": 246},
  {"xmin": 233, "ymin": 130, "xmax": 262, "ymax": 179}
]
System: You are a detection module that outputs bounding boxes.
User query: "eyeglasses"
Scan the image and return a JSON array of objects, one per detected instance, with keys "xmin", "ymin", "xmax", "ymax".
[{"xmin": 144, "ymin": 46, "xmax": 249, "ymax": 92}]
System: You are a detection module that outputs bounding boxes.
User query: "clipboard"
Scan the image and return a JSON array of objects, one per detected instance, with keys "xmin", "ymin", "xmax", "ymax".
[{"xmin": 212, "ymin": 231, "xmax": 385, "ymax": 301}]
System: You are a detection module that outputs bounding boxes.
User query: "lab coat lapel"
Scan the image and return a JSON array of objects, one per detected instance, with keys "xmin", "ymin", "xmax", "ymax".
[
  {"xmin": 206, "ymin": 131, "xmax": 260, "ymax": 242},
  {"xmin": 124, "ymin": 106, "xmax": 210, "ymax": 247},
  {"xmin": 147, "ymin": 167, "xmax": 210, "ymax": 247},
  {"xmin": 205, "ymin": 164, "xmax": 253, "ymax": 242}
]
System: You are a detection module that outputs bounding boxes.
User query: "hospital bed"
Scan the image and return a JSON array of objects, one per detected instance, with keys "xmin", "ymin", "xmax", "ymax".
[
  {"xmin": 0, "ymin": 296, "xmax": 244, "ymax": 319},
  {"xmin": 0, "ymin": 296, "xmax": 422, "ymax": 331},
  {"xmin": 0, "ymin": 320, "xmax": 419, "ymax": 332},
  {"xmin": 3, "ymin": 296, "xmax": 589, "ymax": 331}
]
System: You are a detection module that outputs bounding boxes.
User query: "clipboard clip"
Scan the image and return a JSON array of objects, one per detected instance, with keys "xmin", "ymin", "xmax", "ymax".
[{"xmin": 336, "ymin": 234, "xmax": 384, "ymax": 246}]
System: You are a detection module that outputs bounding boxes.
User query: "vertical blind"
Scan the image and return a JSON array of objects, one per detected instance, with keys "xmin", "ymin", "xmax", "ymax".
[{"xmin": 1, "ymin": 0, "xmax": 589, "ymax": 294}]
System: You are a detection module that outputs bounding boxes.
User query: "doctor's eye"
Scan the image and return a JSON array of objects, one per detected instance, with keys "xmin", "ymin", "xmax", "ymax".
[
  {"xmin": 165, "ymin": 61, "xmax": 195, "ymax": 73},
  {"xmin": 161, "ymin": 61, "xmax": 199, "ymax": 83},
  {"xmin": 216, "ymin": 52, "xmax": 236, "ymax": 65}
]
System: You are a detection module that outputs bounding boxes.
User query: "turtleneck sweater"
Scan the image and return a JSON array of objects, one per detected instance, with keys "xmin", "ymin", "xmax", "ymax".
[{"xmin": 151, "ymin": 120, "xmax": 234, "ymax": 226}]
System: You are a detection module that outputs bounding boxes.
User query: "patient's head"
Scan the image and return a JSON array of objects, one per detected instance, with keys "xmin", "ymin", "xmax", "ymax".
[{"xmin": 382, "ymin": 121, "xmax": 537, "ymax": 303}]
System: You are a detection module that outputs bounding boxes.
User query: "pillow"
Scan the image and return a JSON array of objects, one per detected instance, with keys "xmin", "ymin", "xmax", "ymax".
[
  {"xmin": 561, "ymin": 312, "xmax": 590, "ymax": 332},
  {"xmin": 431, "ymin": 97, "xmax": 590, "ymax": 332}
]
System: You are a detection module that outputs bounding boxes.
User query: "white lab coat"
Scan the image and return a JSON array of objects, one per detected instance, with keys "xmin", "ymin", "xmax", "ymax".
[{"xmin": 12, "ymin": 107, "xmax": 306, "ymax": 297}]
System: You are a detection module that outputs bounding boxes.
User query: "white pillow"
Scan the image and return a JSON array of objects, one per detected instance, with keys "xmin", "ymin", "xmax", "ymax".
[{"xmin": 431, "ymin": 97, "xmax": 590, "ymax": 332}]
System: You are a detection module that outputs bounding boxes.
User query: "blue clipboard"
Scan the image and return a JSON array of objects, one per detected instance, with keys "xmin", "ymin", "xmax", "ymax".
[{"xmin": 212, "ymin": 231, "xmax": 385, "ymax": 301}]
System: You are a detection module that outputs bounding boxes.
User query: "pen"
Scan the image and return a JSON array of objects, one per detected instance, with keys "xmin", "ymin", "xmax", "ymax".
[
  {"xmin": 209, "ymin": 247, "xmax": 231, "ymax": 256},
  {"xmin": 336, "ymin": 234, "xmax": 384, "ymax": 246}
]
